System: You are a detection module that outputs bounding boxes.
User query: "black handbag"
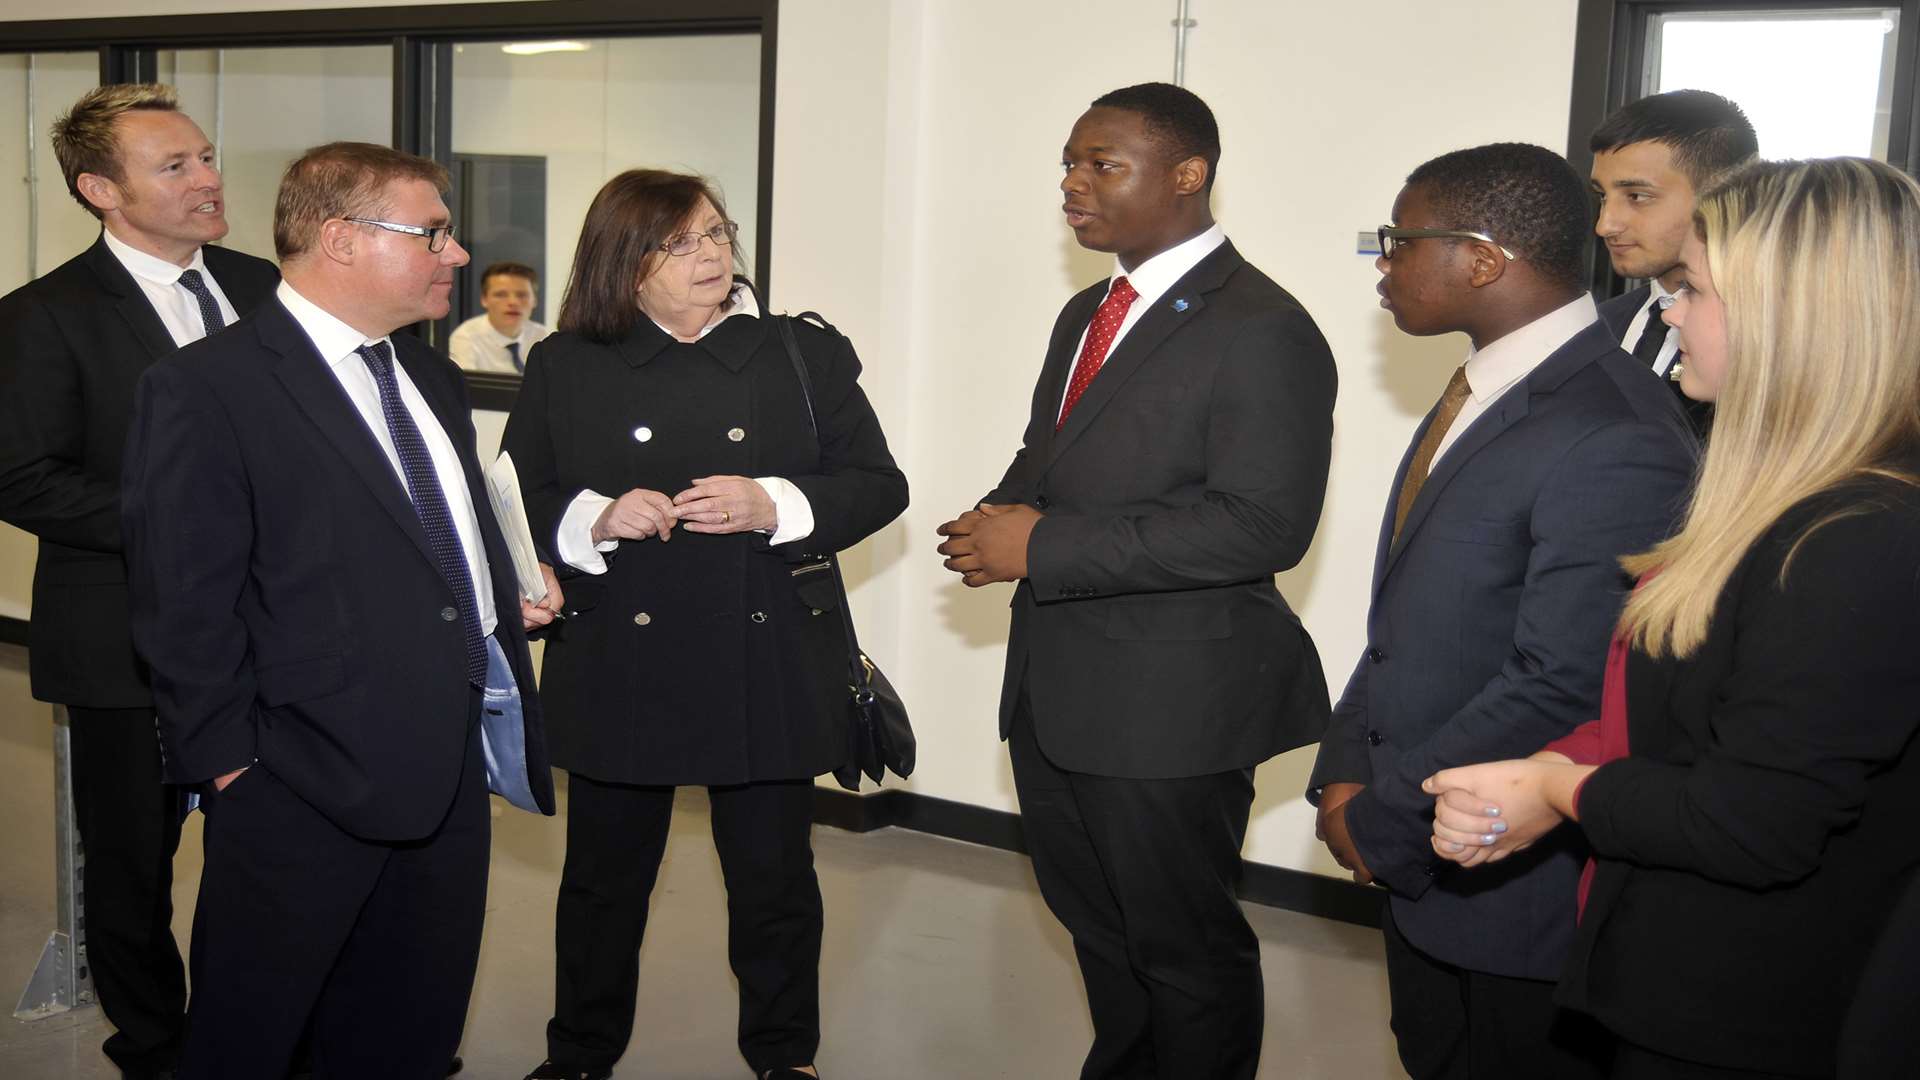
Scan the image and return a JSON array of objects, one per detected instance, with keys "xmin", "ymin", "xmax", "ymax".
[{"xmin": 773, "ymin": 314, "xmax": 916, "ymax": 791}]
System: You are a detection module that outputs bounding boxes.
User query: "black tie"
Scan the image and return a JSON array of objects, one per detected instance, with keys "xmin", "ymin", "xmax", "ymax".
[
  {"xmin": 355, "ymin": 341, "xmax": 489, "ymax": 686},
  {"xmin": 177, "ymin": 269, "xmax": 226, "ymax": 336},
  {"xmin": 1630, "ymin": 303, "xmax": 1670, "ymax": 371},
  {"xmin": 505, "ymin": 340, "xmax": 523, "ymax": 373}
]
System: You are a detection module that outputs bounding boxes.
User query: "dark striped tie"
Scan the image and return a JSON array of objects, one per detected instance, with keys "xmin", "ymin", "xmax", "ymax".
[
  {"xmin": 355, "ymin": 341, "xmax": 488, "ymax": 686},
  {"xmin": 505, "ymin": 340, "xmax": 523, "ymax": 372},
  {"xmin": 176, "ymin": 268, "xmax": 226, "ymax": 335}
]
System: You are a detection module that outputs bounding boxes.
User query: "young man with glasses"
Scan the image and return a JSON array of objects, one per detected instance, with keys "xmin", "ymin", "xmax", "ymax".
[
  {"xmin": 0, "ymin": 83, "xmax": 279, "ymax": 1080},
  {"xmin": 1308, "ymin": 143, "xmax": 1696, "ymax": 1080}
]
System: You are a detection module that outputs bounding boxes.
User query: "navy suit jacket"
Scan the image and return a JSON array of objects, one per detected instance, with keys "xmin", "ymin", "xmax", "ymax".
[
  {"xmin": 1307, "ymin": 317, "xmax": 1697, "ymax": 980},
  {"xmin": 122, "ymin": 296, "xmax": 554, "ymax": 841}
]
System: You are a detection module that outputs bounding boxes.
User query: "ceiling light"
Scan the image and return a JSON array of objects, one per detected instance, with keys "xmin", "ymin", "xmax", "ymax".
[{"xmin": 501, "ymin": 41, "xmax": 590, "ymax": 56}]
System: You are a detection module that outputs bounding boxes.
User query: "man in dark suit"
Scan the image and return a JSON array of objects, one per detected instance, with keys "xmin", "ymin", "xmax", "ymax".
[
  {"xmin": 121, "ymin": 141, "xmax": 559, "ymax": 1079},
  {"xmin": 1590, "ymin": 89, "xmax": 1757, "ymax": 436},
  {"xmin": 937, "ymin": 83, "xmax": 1336, "ymax": 1079},
  {"xmin": 0, "ymin": 83, "xmax": 277, "ymax": 1080},
  {"xmin": 1308, "ymin": 143, "xmax": 1697, "ymax": 1079}
]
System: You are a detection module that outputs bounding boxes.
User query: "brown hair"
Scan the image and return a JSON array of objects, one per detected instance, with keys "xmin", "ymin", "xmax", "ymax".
[
  {"xmin": 273, "ymin": 141, "xmax": 450, "ymax": 261},
  {"xmin": 480, "ymin": 261, "xmax": 538, "ymax": 291},
  {"xmin": 557, "ymin": 169, "xmax": 735, "ymax": 343},
  {"xmin": 51, "ymin": 83, "xmax": 185, "ymax": 219}
]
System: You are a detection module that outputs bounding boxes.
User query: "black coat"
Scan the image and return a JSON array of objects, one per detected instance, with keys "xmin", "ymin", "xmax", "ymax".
[
  {"xmin": 121, "ymin": 297, "xmax": 555, "ymax": 841},
  {"xmin": 985, "ymin": 240, "xmax": 1338, "ymax": 778},
  {"xmin": 0, "ymin": 237, "xmax": 279, "ymax": 707},
  {"xmin": 501, "ymin": 301, "xmax": 906, "ymax": 785},
  {"xmin": 1558, "ymin": 465, "xmax": 1920, "ymax": 1076}
]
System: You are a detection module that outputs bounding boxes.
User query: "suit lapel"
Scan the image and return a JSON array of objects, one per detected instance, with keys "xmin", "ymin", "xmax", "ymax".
[
  {"xmin": 82, "ymin": 237, "xmax": 177, "ymax": 363},
  {"xmin": 258, "ymin": 300, "xmax": 438, "ymax": 569},
  {"xmin": 204, "ymin": 245, "xmax": 277, "ymax": 316},
  {"xmin": 1032, "ymin": 287, "xmax": 1103, "ymax": 463}
]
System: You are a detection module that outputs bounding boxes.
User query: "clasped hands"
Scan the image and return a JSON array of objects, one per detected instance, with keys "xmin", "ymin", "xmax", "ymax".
[
  {"xmin": 935, "ymin": 503, "xmax": 1043, "ymax": 586},
  {"xmin": 1419, "ymin": 754, "xmax": 1596, "ymax": 869},
  {"xmin": 592, "ymin": 475, "xmax": 777, "ymax": 544}
]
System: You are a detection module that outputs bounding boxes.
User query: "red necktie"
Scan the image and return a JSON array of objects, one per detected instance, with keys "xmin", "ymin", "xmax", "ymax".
[{"xmin": 1057, "ymin": 276, "xmax": 1139, "ymax": 429}]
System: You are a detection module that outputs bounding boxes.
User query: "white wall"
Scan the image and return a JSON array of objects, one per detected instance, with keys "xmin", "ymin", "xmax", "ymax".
[{"xmin": 0, "ymin": 0, "xmax": 1584, "ymax": 879}]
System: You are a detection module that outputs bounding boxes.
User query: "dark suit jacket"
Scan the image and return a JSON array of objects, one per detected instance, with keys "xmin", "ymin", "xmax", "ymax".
[
  {"xmin": 1558, "ymin": 468, "xmax": 1920, "ymax": 1076},
  {"xmin": 121, "ymin": 296, "xmax": 554, "ymax": 842},
  {"xmin": 1308, "ymin": 318, "xmax": 1697, "ymax": 980},
  {"xmin": 1596, "ymin": 283, "xmax": 1652, "ymax": 345},
  {"xmin": 0, "ymin": 236, "xmax": 278, "ymax": 708},
  {"xmin": 501, "ymin": 302, "xmax": 907, "ymax": 785},
  {"xmin": 985, "ymin": 240, "xmax": 1338, "ymax": 779}
]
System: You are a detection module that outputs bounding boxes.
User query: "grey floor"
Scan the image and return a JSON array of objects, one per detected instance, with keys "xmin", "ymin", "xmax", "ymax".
[{"xmin": 0, "ymin": 643, "xmax": 1402, "ymax": 1079}]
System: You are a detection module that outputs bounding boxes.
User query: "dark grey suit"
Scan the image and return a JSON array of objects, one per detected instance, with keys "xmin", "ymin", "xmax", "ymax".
[{"xmin": 1599, "ymin": 283, "xmax": 1712, "ymax": 437}]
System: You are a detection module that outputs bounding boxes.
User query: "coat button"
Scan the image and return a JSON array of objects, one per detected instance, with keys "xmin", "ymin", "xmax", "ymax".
[
  {"xmin": 727, "ymin": 427, "xmax": 746, "ymax": 442},
  {"xmin": 632, "ymin": 612, "xmax": 651, "ymax": 626},
  {"xmin": 1367, "ymin": 647, "xmax": 1385, "ymax": 664},
  {"xmin": 632, "ymin": 425, "xmax": 653, "ymax": 442},
  {"xmin": 750, "ymin": 611, "xmax": 768, "ymax": 623},
  {"xmin": 810, "ymin": 608, "xmax": 824, "ymax": 616},
  {"xmin": 1033, "ymin": 494, "xmax": 1051, "ymax": 509},
  {"xmin": 1367, "ymin": 729, "xmax": 1383, "ymax": 747},
  {"xmin": 440, "ymin": 606, "xmax": 457, "ymax": 622}
]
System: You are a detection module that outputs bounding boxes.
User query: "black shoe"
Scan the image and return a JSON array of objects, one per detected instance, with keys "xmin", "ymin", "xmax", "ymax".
[
  {"xmin": 762, "ymin": 1070, "xmax": 820, "ymax": 1079},
  {"xmin": 524, "ymin": 1061, "xmax": 612, "ymax": 1080}
]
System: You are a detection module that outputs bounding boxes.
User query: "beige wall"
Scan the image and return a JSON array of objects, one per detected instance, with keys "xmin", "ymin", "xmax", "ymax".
[{"xmin": 0, "ymin": 0, "xmax": 1583, "ymax": 877}]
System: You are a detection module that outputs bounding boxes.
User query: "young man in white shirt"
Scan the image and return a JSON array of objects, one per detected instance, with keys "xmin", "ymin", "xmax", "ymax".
[{"xmin": 448, "ymin": 260, "xmax": 552, "ymax": 373}]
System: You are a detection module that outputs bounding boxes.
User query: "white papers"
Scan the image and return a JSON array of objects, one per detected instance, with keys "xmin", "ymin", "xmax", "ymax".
[{"xmin": 486, "ymin": 451, "xmax": 548, "ymax": 605}]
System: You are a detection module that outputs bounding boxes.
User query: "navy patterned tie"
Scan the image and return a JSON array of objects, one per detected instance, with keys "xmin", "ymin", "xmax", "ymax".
[
  {"xmin": 355, "ymin": 341, "xmax": 488, "ymax": 686},
  {"xmin": 176, "ymin": 268, "xmax": 226, "ymax": 335},
  {"xmin": 505, "ymin": 340, "xmax": 523, "ymax": 373}
]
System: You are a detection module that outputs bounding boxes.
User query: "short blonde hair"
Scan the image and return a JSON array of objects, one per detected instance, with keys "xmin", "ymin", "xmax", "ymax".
[
  {"xmin": 51, "ymin": 83, "xmax": 183, "ymax": 219},
  {"xmin": 273, "ymin": 141, "xmax": 450, "ymax": 261}
]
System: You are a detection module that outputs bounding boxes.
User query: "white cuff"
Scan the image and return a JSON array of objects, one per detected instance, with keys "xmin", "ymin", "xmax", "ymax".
[
  {"xmin": 557, "ymin": 489, "xmax": 619, "ymax": 574},
  {"xmin": 755, "ymin": 477, "xmax": 815, "ymax": 545}
]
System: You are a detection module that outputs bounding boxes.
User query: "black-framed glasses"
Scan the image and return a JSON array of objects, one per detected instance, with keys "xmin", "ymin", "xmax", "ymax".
[
  {"xmin": 660, "ymin": 220, "xmax": 739, "ymax": 257},
  {"xmin": 342, "ymin": 216, "xmax": 458, "ymax": 253},
  {"xmin": 1377, "ymin": 225, "xmax": 1518, "ymax": 261}
]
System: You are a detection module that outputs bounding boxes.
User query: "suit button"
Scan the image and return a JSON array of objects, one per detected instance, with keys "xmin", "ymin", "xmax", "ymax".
[
  {"xmin": 1034, "ymin": 494, "xmax": 1051, "ymax": 509},
  {"xmin": 1366, "ymin": 729, "xmax": 1383, "ymax": 747},
  {"xmin": 810, "ymin": 608, "xmax": 824, "ymax": 616},
  {"xmin": 727, "ymin": 427, "xmax": 746, "ymax": 442},
  {"xmin": 1425, "ymin": 863, "xmax": 1440, "ymax": 877},
  {"xmin": 632, "ymin": 612, "xmax": 652, "ymax": 626},
  {"xmin": 1367, "ymin": 647, "xmax": 1385, "ymax": 664},
  {"xmin": 750, "ymin": 611, "xmax": 768, "ymax": 623},
  {"xmin": 440, "ymin": 606, "xmax": 457, "ymax": 622}
]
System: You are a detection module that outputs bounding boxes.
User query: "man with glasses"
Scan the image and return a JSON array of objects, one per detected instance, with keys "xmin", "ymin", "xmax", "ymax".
[
  {"xmin": 1307, "ymin": 143, "xmax": 1695, "ymax": 1080},
  {"xmin": 122, "ymin": 141, "xmax": 560, "ymax": 1078},
  {"xmin": 0, "ymin": 83, "xmax": 278, "ymax": 1080}
]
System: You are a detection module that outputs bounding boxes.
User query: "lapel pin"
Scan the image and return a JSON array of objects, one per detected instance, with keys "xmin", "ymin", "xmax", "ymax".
[{"xmin": 1172, "ymin": 298, "xmax": 1189, "ymax": 313}]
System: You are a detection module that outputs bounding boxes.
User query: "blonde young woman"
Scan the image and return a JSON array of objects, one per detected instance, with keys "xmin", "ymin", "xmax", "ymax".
[{"xmin": 1420, "ymin": 157, "xmax": 1920, "ymax": 1080}]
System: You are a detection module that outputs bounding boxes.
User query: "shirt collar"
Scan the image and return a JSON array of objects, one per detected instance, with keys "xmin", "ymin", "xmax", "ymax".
[
  {"xmin": 101, "ymin": 225, "xmax": 209, "ymax": 287},
  {"xmin": 1107, "ymin": 223, "xmax": 1227, "ymax": 307},
  {"xmin": 276, "ymin": 280, "xmax": 391, "ymax": 369},
  {"xmin": 645, "ymin": 280, "xmax": 760, "ymax": 342},
  {"xmin": 1647, "ymin": 276, "xmax": 1678, "ymax": 310},
  {"xmin": 1462, "ymin": 293, "xmax": 1599, "ymax": 403}
]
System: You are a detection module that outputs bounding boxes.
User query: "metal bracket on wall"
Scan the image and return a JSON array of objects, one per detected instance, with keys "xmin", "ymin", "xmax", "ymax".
[{"xmin": 14, "ymin": 706, "xmax": 96, "ymax": 1021}]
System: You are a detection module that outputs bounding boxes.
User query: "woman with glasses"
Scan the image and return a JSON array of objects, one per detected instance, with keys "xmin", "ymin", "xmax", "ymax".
[
  {"xmin": 1421, "ymin": 157, "xmax": 1920, "ymax": 1079},
  {"xmin": 504, "ymin": 169, "xmax": 907, "ymax": 1080}
]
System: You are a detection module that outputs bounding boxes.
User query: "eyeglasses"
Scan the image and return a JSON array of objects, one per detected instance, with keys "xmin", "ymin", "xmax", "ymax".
[
  {"xmin": 342, "ymin": 216, "xmax": 458, "ymax": 253},
  {"xmin": 659, "ymin": 220, "xmax": 739, "ymax": 257},
  {"xmin": 1377, "ymin": 225, "xmax": 1518, "ymax": 261}
]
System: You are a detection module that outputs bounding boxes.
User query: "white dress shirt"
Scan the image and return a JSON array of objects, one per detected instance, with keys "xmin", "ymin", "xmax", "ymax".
[
  {"xmin": 1057, "ymin": 223, "xmax": 1227, "ymax": 422},
  {"xmin": 1620, "ymin": 277, "xmax": 1681, "ymax": 376},
  {"xmin": 276, "ymin": 281, "xmax": 497, "ymax": 635},
  {"xmin": 1432, "ymin": 293, "xmax": 1600, "ymax": 465},
  {"xmin": 447, "ymin": 313, "xmax": 553, "ymax": 373},
  {"xmin": 102, "ymin": 226, "xmax": 239, "ymax": 347},
  {"xmin": 556, "ymin": 285, "xmax": 815, "ymax": 574}
]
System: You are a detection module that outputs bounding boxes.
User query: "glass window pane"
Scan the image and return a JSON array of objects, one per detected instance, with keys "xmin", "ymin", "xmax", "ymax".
[
  {"xmin": 0, "ymin": 52, "xmax": 101, "ymax": 295},
  {"xmin": 161, "ymin": 45, "xmax": 393, "ymax": 264},
  {"xmin": 1651, "ymin": 10, "xmax": 1901, "ymax": 160},
  {"xmin": 446, "ymin": 34, "xmax": 762, "ymax": 370}
]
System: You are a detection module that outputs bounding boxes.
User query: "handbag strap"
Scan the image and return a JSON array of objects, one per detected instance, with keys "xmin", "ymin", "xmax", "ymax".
[{"xmin": 773, "ymin": 314, "xmax": 867, "ymax": 667}]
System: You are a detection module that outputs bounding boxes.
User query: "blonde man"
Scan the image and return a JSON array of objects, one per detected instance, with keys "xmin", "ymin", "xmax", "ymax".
[{"xmin": 0, "ymin": 83, "xmax": 277, "ymax": 1080}]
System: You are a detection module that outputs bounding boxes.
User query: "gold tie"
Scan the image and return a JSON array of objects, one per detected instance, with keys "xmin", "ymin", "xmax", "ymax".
[{"xmin": 1393, "ymin": 365, "xmax": 1473, "ymax": 540}]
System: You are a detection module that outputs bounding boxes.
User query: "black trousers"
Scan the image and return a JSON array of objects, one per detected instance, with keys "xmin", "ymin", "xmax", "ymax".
[
  {"xmin": 67, "ymin": 706, "xmax": 188, "ymax": 1076},
  {"xmin": 1381, "ymin": 904, "xmax": 1610, "ymax": 1080},
  {"xmin": 546, "ymin": 774, "xmax": 822, "ymax": 1074},
  {"xmin": 1007, "ymin": 695, "xmax": 1262, "ymax": 1080},
  {"xmin": 178, "ymin": 728, "xmax": 490, "ymax": 1080}
]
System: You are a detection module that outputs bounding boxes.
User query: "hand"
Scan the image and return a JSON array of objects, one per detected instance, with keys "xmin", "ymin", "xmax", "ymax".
[
  {"xmin": 672, "ymin": 475, "xmax": 776, "ymax": 534},
  {"xmin": 1421, "ymin": 756, "xmax": 1593, "ymax": 867},
  {"xmin": 592, "ymin": 488, "xmax": 677, "ymax": 543},
  {"xmin": 935, "ymin": 502, "xmax": 1041, "ymax": 586},
  {"xmin": 212, "ymin": 766, "xmax": 248, "ymax": 792},
  {"xmin": 1315, "ymin": 781, "xmax": 1374, "ymax": 884},
  {"xmin": 521, "ymin": 562, "xmax": 565, "ymax": 630}
]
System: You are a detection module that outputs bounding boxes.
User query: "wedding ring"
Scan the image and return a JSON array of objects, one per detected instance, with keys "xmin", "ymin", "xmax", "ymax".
[{"xmin": 722, "ymin": 510, "xmax": 732, "ymax": 524}]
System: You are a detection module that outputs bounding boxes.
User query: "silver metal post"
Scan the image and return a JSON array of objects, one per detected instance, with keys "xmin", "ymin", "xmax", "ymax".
[
  {"xmin": 14, "ymin": 706, "xmax": 96, "ymax": 1020},
  {"xmin": 1172, "ymin": 0, "xmax": 1196, "ymax": 86},
  {"xmin": 26, "ymin": 54, "xmax": 40, "ymax": 281},
  {"xmin": 214, "ymin": 49, "xmax": 225, "ymax": 172}
]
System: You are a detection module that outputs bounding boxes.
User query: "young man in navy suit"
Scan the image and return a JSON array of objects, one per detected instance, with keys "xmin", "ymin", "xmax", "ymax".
[
  {"xmin": 1309, "ymin": 143, "xmax": 1696, "ymax": 1079},
  {"xmin": 0, "ymin": 83, "xmax": 278, "ymax": 1080},
  {"xmin": 938, "ymin": 83, "xmax": 1336, "ymax": 1079},
  {"xmin": 1590, "ymin": 90, "xmax": 1757, "ymax": 435}
]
